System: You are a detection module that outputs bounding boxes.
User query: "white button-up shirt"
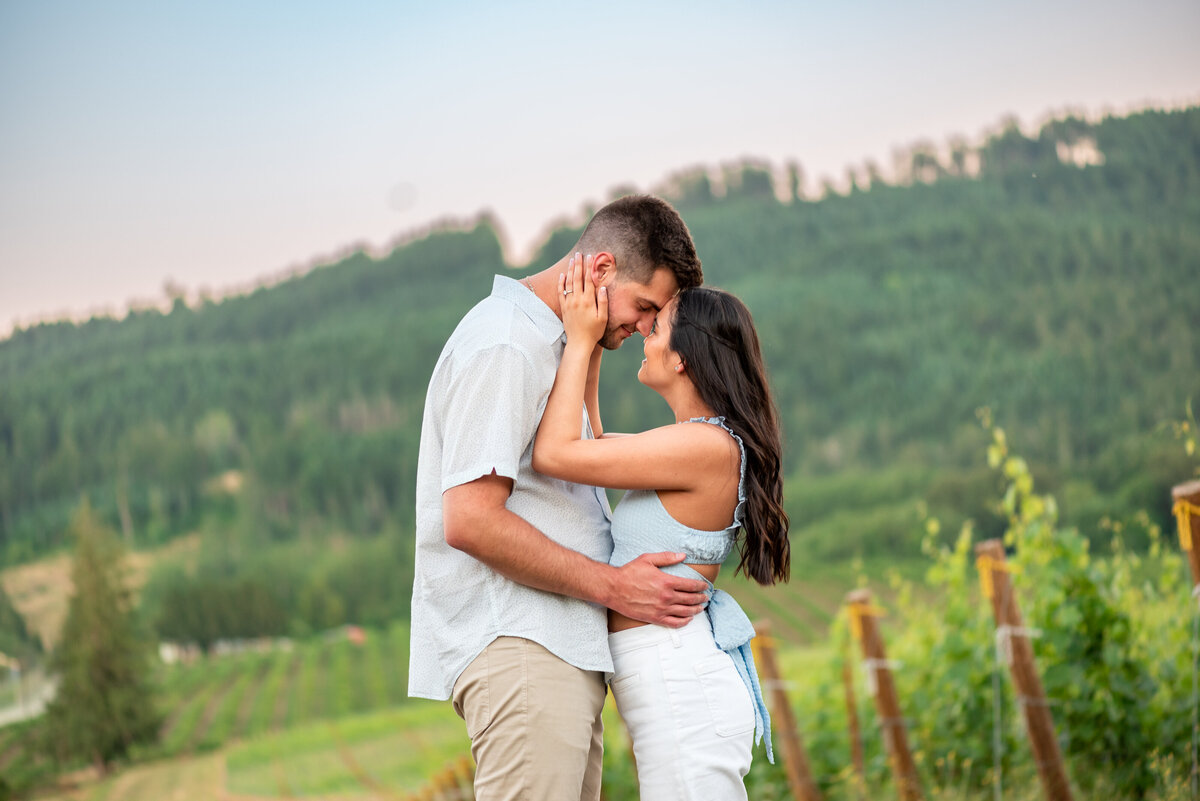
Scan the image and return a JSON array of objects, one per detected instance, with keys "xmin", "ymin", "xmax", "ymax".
[{"xmin": 408, "ymin": 275, "xmax": 614, "ymax": 700}]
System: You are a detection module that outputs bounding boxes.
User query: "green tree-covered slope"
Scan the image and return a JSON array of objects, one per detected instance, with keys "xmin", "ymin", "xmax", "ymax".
[{"xmin": 1, "ymin": 106, "xmax": 1198, "ymax": 567}]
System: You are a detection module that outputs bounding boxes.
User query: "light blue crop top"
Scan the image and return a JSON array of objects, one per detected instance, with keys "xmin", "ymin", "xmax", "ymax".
[{"xmin": 608, "ymin": 416, "xmax": 773, "ymax": 762}]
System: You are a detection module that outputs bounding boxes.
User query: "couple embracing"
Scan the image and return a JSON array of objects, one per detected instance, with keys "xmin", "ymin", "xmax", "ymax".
[{"xmin": 409, "ymin": 195, "xmax": 790, "ymax": 800}]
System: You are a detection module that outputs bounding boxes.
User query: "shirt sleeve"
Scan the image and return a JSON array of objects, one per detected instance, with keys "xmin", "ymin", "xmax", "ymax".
[{"xmin": 439, "ymin": 343, "xmax": 544, "ymax": 493}]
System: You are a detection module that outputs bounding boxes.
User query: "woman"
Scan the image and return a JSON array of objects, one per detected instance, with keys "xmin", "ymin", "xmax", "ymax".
[{"xmin": 532, "ymin": 254, "xmax": 790, "ymax": 799}]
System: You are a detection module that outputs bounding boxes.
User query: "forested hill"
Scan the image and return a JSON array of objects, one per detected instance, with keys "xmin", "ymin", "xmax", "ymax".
[{"xmin": 2, "ymin": 106, "xmax": 1198, "ymax": 565}]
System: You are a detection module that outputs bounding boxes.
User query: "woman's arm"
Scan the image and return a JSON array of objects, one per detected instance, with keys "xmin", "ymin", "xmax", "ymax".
[
  {"xmin": 533, "ymin": 255, "xmax": 607, "ymax": 476},
  {"xmin": 532, "ymin": 256, "xmax": 731, "ymax": 490},
  {"xmin": 584, "ymin": 343, "xmax": 603, "ymax": 438},
  {"xmin": 535, "ymin": 421, "xmax": 730, "ymax": 491}
]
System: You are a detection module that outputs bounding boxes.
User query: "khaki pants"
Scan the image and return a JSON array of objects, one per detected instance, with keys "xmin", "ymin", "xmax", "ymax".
[{"xmin": 452, "ymin": 636, "xmax": 606, "ymax": 801}]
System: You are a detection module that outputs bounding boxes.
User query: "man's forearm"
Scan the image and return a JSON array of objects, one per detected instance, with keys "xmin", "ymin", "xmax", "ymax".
[
  {"xmin": 450, "ymin": 507, "xmax": 706, "ymax": 628},
  {"xmin": 443, "ymin": 475, "xmax": 705, "ymax": 627},
  {"xmin": 447, "ymin": 503, "xmax": 617, "ymax": 607}
]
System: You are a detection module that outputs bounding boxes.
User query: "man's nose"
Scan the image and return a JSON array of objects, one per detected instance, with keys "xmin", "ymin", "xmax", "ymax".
[{"xmin": 636, "ymin": 317, "xmax": 654, "ymax": 337}]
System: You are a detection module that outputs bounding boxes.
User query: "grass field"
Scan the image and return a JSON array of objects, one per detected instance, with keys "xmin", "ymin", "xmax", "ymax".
[{"xmin": 31, "ymin": 702, "xmax": 469, "ymax": 801}]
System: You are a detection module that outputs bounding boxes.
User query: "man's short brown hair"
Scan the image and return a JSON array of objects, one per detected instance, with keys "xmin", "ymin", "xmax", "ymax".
[{"xmin": 575, "ymin": 195, "xmax": 703, "ymax": 290}]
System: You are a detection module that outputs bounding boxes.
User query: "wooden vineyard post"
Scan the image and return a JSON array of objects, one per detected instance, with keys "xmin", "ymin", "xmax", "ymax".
[
  {"xmin": 1173, "ymin": 480, "xmax": 1200, "ymax": 798},
  {"xmin": 845, "ymin": 590, "xmax": 923, "ymax": 801},
  {"xmin": 453, "ymin": 754, "xmax": 475, "ymax": 800},
  {"xmin": 410, "ymin": 756, "xmax": 474, "ymax": 801},
  {"xmin": 1173, "ymin": 480, "xmax": 1200, "ymax": 588},
  {"xmin": 752, "ymin": 620, "xmax": 823, "ymax": 801},
  {"xmin": 842, "ymin": 640, "xmax": 868, "ymax": 801},
  {"xmin": 975, "ymin": 540, "xmax": 1073, "ymax": 801},
  {"xmin": 433, "ymin": 767, "xmax": 453, "ymax": 801}
]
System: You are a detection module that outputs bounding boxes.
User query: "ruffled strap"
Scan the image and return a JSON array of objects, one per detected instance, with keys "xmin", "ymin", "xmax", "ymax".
[
  {"xmin": 683, "ymin": 416, "xmax": 748, "ymax": 527},
  {"xmin": 707, "ymin": 589, "xmax": 773, "ymax": 763}
]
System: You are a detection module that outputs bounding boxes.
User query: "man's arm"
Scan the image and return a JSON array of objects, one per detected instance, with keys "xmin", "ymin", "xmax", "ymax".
[{"xmin": 443, "ymin": 472, "xmax": 707, "ymax": 627}]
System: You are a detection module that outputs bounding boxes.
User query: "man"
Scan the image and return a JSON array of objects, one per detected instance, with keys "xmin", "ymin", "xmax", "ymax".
[{"xmin": 409, "ymin": 195, "xmax": 708, "ymax": 800}]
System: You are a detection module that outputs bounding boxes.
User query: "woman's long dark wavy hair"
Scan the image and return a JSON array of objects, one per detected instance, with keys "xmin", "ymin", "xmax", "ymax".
[{"xmin": 670, "ymin": 287, "xmax": 790, "ymax": 585}]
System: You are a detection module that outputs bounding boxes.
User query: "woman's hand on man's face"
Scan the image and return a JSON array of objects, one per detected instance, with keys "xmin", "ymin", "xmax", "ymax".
[{"xmin": 560, "ymin": 253, "xmax": 608, "ymax": 346}]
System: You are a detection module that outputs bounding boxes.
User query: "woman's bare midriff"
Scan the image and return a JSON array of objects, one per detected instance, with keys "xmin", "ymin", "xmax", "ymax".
[{"xmin": 608, "ymin": 563, "xmax": 721, "ymax": 632}]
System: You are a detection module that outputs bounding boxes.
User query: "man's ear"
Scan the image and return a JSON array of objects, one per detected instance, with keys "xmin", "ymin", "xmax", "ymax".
[{"xmin": 591, "ymin": 252, "xmax": 616, "ymax": 285}]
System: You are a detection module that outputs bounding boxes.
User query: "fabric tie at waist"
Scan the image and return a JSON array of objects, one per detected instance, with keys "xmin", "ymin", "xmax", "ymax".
[{"xmin": 706, "ymin": 588, "xmax": 774, "ymax": 763}]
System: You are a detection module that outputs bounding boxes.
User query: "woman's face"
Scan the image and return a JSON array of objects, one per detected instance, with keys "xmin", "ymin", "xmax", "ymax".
[{"xmin": 637, "ymin": 297, "xmax": 681, "ymax": 390}]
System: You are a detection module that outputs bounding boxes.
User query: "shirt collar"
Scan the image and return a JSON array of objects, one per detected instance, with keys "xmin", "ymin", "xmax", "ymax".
[{"xmin": 491, "ymin": 275, "xmax": 566, "ymax": 344}]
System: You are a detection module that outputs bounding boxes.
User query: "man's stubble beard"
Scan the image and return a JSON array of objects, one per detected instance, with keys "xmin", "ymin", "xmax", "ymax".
[{"xmin": 600, "ymin": 326, "xmax": 629, "ymax": 350}]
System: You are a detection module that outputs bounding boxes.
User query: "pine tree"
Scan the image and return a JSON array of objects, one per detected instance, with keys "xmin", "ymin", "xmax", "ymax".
[{"xmin": 45, "ymin": 500, "xmax": 160, "ymax": 773}]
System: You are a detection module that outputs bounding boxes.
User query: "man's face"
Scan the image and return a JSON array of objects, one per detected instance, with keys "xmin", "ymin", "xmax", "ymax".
[{"xmin": 598, "ymin": 268, "xmax": 679, "ymax": 350}]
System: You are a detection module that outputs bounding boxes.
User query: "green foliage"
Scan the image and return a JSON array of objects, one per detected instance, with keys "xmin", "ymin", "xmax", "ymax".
[
  {"xmin": 0, "ymin": 719, "xmax": 59, "ymax": 795},
  {"xmin": 985, "ymin": 421, "xmax": 1166, "ymax": 794},
  {"xmin": 2, "ymin": 108, "xmax": 1198, "ymax": 569},
  {"xmin": 0, "ymin": 578, "xmax": 41, "ymax": 668},
  {"xmin": 740, "ymin": 420, "xmax": 1190, "ymax": 798},
  {"xmin": 1167, "ymin": 399, "xmax": 1198, "ymax": 471},
  {"xmin": 44, "ymin": 501, "xmax": 161, "ymax": 771},
  {"xmin": 140, "ymin": 525, "xmax": 413, "ymax": 647},
  {"xmin": 0, "ymin": 220, "xmax": 503, "ymax": 563},
  {"xmin": 891, "ymin": 523, "xmax": 1003, "ymax": 785},
  {"xmin": 877, "ymin": 421, "xmax": 1180, "ymax": 796}
]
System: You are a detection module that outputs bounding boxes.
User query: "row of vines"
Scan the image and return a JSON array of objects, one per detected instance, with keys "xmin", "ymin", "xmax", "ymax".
[
  {"xmin": 0, "ymin": 622, "xmax": 411, "ymax": 794},
  {"xmin": 5, "ymin": 417, "xmax": 1196, "ymax": 799},
  {"xmin": 734, "ymin": 418, "xmax": 1194, "ymax": 799}
]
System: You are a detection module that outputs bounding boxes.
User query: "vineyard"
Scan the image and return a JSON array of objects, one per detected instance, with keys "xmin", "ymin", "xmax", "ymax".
[
  {"xmin": 2, "ymin": 427, "xmax": 1195, "ymax": 799},
  {"xmin": 732, "ymin": 424, "xmax": 1197, "ymax": 801},
  {"xmin": 0, "ymin": 575, "xmax": 853, "ymax": 800}
]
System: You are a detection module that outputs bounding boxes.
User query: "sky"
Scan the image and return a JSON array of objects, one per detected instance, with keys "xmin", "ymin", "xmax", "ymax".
[{"xmin": 1, "ymin": 0, "xmax": 1198, "ymax": 336}]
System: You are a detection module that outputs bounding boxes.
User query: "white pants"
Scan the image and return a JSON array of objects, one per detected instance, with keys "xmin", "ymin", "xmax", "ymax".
[{"xmin": 608, "ymin": 615, "xmax": 755, "ymax": 800}]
